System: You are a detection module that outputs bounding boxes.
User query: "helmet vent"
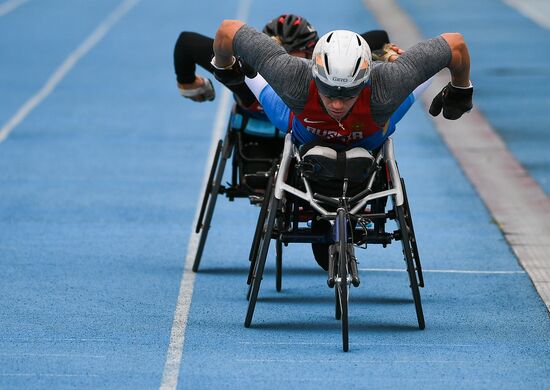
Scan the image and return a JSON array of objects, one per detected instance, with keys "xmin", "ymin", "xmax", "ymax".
[
  {"xmin": 326, "ymin": 32, "xmax": 334, "ymax": 43},
  {"xmin": 352, "ymin": 58, "xmax": 361, "ymax": 77},
  {"xmin": 356, "ymin": 34, "xmax": 362, "ymax": 46},
  {"xmin": 324, "ymin": 53, "xmax": 331, "ymax": 75}
]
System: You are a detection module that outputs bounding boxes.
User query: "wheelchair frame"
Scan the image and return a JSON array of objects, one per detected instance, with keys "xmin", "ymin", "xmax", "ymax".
[
  {"xmin": 245, "ymin": 133, "xmax": 425, "ymax": 351},
  {"xmin": 193, "ymin": 106, "xmax": 283, "ymax": 272}
]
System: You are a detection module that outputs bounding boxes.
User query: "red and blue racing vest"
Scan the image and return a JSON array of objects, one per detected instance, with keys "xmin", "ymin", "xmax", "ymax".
[{"xmin": 291, "ymin": 81, "xmax": 389, "ymax": 146}]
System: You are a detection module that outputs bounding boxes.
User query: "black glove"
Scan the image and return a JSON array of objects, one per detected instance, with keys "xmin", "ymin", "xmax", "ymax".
[
  {"xmin": 429, "ymin": 82, "xmax": 473, "ymax": 120},
  {"xmin": 211, "ymin": 57, "xmax": 257, "ymax": 87}
]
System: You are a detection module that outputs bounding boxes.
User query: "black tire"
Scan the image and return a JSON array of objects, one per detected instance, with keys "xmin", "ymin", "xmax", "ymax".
[
  {"xmin": 247, "ymin": 191, "xmax": 269, "ymax": 290},
  {"xmin": 195, "ymin": 140, "xmax": 222, "ymax": 234},
  {"xmin": 245, "ymin": 197, "xmax": 279, "ymax": 328},
  {"xmin": 335, "ymin": 285, "xmax": 341, "ymax": 320},
  {"xmin": 400, "ymin": 178, "xmax": 424, "ymax": 287},
  {"xmin": 248, "ymin": 164, "xmax": 276, "ymax": 264},
  {"xmin": 246, "ymin": 245, "xmax": 260, "ymax": 301},
  {"xmin": 246, "ymin": 167, "xmax": 276, "ymax": 300},
  {"xmin": 193, "ymin": 138, "xmax": 230, "ymax": 272},
  {"xmin": 337, "ymin": 209, "xmax": 349, "ymax": 352},
  {"xmin": 276, "ymin": 239, "xmax": 282, "ymax": 292},
  {"xmin": 396, "ymin": 205, "xmax": 425, "ymax": 330}
]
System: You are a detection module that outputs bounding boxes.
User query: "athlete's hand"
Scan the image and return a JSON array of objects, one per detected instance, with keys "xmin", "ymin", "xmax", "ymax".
[
  {"xmin": 372, "ymin": 43, "xmax": 403, "ymax": 62},
  {"xmin": 178, "ymin": 77, "xmax": 215, "ymax": 102},
  {"xmin": 429, "ymin": 82, "xmax": 473, "ymax": 120},
  {"xmin": 387, "ymin": 44, "xmax": 404, "ymax": 61}
]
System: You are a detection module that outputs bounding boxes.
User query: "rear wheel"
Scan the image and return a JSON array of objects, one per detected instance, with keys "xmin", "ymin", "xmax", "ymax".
[
  {"xmin": 396, "ymin": 204, "xmax": 425, "ymax": 330},
  {"xmin": 245, "ymin": 196, "xmax": 279, "ymax": 328},
  {"xmin": 400, "ymin": 178, "xmax": 424, "ymax": 287},
  {"xmin": 248, "ymin": 164, "xmax": 276, "ymax": 265},
  {"xmin": 193, "ymin": 139, "xmax": 229, "ymax": 272},
  {"xmin": 247, "ymin": 166, "xmax": 276, "ymax": 299}
]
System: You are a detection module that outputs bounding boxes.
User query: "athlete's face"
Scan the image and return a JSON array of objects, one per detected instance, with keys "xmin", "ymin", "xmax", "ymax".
[{"xmin": 318, "ymin": 93, "xmax": 360, "ymax": 121}]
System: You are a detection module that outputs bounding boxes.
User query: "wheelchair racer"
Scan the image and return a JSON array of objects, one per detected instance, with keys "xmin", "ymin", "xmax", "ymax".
[
  {"xmin": 210, "ymin": 22, "xmax": 473, "ymax": 269},
  {"xmin": 211, "ymin": 22, "xmax": 472, "ymax": 144},
  {"xmin": 242, "ymin": 57, "xmax": 432, "ymax": 271},
  {"xmin": 174, "ymin": 14, "xmax": 402, "ymax": 119}
]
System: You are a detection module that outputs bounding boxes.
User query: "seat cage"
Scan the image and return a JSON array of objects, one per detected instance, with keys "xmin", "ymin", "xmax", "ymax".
[
  {"xmin": 219, "ymin": 106, "xmax": 284, "ymax": 202},
  {"xmin": 274, "ymin": 133, "xmax": 404, "ymax": 218}
]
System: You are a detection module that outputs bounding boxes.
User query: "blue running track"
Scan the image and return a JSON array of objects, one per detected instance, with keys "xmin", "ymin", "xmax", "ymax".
[{"xmin": 0, "ymin": 0, "xmax": 549, "ymax": 389}]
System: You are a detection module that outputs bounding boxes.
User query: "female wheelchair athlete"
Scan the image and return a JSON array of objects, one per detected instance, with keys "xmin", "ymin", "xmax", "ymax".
[
  {"xmin": 193, "ymin": 105, "xmax": 283, "ymax": 272},
  {"xmin": 245, "ymin": 133, "xmax": 425, "ymax": 352}
]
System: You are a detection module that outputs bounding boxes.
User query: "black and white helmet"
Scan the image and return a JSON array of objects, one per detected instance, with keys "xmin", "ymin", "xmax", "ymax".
[
  {"xmin": 312, "ymin": 30, "xmax": 372, "ymax": 98},
  {"xmin": 262, "ymin": 14, "xmax": 318, "ymax": 54}
]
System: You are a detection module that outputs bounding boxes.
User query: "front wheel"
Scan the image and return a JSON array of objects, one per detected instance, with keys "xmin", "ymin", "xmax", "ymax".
[
  {"xmin": 338, "ymin": 277, "xmax": 348, "ymax": 352},
  {"xmin": 276, "ymin": 239, "xmax": 283, "ymax": 292},
  {"xmin": 336, "ymin": 209, "xmax": 349, "ymax": 352}
]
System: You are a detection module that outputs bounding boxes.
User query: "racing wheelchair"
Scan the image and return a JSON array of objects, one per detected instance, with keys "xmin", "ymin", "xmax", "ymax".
[
  {"xmin": 193, "ymin": 105, "xmax": 284, "ymax": 272},
  {"xmin": 245, "ymin": 133, "xmax": 425, "ymax": 352}
]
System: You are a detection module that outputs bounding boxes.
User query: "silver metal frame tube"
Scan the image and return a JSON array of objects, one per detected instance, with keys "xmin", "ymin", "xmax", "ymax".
[{"xmin": 272, "ymin": 135, "xmax": 404, "ymax": 218}]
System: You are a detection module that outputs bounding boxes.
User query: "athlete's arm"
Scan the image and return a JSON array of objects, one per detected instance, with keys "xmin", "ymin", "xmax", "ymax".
[
  {"xmin": 174, "ymin": 30, "xmax": 256, "ymax": 105},
  {"xmin": 245, "ymin": 74, "xmax": 291, "ymax": 132},
  {"xmin": 212, "ymin": 20, "xmax": 245, "ymax": 68},
  {"xmin": 428, "ymin": 33, "xmax": 472, "ymax": 119},
  {"xmin": 214, "ymin": 21, "xmax": 311, "ymax": 112},
  {"xmin": 441, "ymin": 33, "xmax": 470, "ymax": 87}
]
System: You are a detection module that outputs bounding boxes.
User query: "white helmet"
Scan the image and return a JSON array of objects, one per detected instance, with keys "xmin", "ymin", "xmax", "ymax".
[{"xmin": 311, "ymin": 30, "xmax": 372, "ymax": 98}]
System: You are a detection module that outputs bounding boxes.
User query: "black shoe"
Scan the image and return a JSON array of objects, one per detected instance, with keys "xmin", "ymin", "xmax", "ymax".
[{"xmin": 311, "ymin": 219, "xmax": 331, "ymax": 271}]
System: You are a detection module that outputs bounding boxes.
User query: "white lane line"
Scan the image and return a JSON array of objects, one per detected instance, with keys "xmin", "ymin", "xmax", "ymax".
[
  {"xmin": 364, "ymin": 0, "xmax": 550, "ymax": 312},
  {"xmin": 236, "ymin": 0, "xmax": 253, "ymax": 20},
  {"xmin": 503, "ymin": 0, "xmax": 550, "ymax": 29},
  {"xmin": 0, "ymin": 0, "xmax": 140, "ymax": 143},
  {"xmin": 158, "ymin": 90, "xmax": 231, "ymax": 390},
  {"xmin": 158, "ymin": 3, "xmax": 253, "ymax": 389},
  {"xmin": 358, "ymin": 268, "xmax": 525, "ymax": 275},
  {"xmin": 0, "ymin": 0, "xmax": 29, "ymax": 17}
]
